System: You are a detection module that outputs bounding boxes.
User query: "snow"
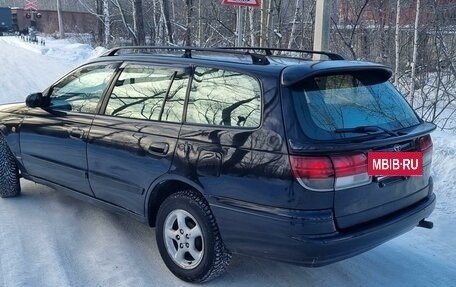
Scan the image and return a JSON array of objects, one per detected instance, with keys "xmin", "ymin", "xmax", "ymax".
[
  {"xmin": 0, "ymin": 36, "xmax": 106, "ymax": 104},
  {"xmin": 430, "ymin": 130, "xmax": 456, "ymax": 219},
  {"xmin": 0, "ymin": 36, "xmax": 455, "ymax": 286}
]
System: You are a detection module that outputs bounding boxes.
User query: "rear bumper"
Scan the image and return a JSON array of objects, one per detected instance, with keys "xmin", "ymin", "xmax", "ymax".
[{"xmin": 210, "ymin": 192, "xmax": 436, "ymax": 266}]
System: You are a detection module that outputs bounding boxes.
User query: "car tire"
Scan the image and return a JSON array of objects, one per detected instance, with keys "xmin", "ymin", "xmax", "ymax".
[
  {"xmin": 0, "ymin": 135, "xmax": 21, "ymax": 198},
  {"xmin": 156, "ymin": 190, "xmax": 231, "ymax": 283}
]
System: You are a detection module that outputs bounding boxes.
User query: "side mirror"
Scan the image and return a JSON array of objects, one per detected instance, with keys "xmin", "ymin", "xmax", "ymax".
[{"xmin": 25, "ymin": 92, "xmax": 44, "ymax": 108}]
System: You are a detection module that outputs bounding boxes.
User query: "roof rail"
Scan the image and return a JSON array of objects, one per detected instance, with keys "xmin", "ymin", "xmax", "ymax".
[
  {"xmin": 101, "ymin": 46, "xmax": 270, "ymax": 65},
  {"xmin": 216, "ymin": 47, "xmax": 344, "ymax": 60}
]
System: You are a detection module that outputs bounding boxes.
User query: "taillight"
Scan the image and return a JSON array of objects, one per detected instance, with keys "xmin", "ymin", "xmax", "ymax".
[
  {"xmin": 331, "ymin": 154, "xmax": 370, "ymax": 190},
  {"xmin": 419, "ymin": 134, "xmax": 433, "ymax": 165},
  {"xmin": 289, "ymin": 156, "xmax": 334, "ymax": 191},
  {"xmin": 290, "ymin": 154, "xmax": 371, "ymax": 191}
]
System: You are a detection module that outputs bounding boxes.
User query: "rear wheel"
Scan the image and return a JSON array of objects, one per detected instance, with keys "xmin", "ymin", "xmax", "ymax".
[
  {"xmin": 156, "ymin": 190, "xmax": 231, "ymax": 282},
  {"xmin": 0, "ymin": 136, "xmax": 21, "ymax": 198}
]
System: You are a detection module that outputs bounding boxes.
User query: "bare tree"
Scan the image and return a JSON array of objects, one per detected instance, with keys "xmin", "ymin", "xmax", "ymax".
[
  {"xmin": 331, "ymin": 0, "xmax": 370, "ymax": 59},
  {"xmin": 161, "ymin": 0, "xmax": 174, "ymax": 44},
  {"xmin": 394, "ymin": 0, "xmax": 401, "ymax": 86},
  {"xmin": 198, "ymin": 0, "xmax": 202, "ymax": 45},
  {"xmin": 184, "ymin": 0, "xmax": 194, "ymax": 46},
  {"xmin": 65, "ymin": 0, "xmax": 454, "ymax": 130},
  {"xmin": 410, "ymin": 0, "xmax": 421, "ymax": 106},
  {"xmin": 260, "ymin": 0, "xmax": 268, "ymax": 47},
  {"xmin": 103, "ymin": 0, "xmax": 111, "ymax": 47},
  {"xmin": 112, "ymin": 0, "xmax": 135, "ymax": 43},
  {"xmin": 248, "ymin": 7, "xmax": 256, "ymax": 47},
  {"xmin": 76, "ymin": 0, "xmax": 104, "ymax": 44},
  {"xmin": 287, "ymin": 0, "xmax": 300, "ymax": 49},
  {"xmin": 265, "ymin": 0, "xmax": 273, "ymax": 46},
  {"xmin": 95, "ymin": 0, "xmax": 103, "ymax": 45}
]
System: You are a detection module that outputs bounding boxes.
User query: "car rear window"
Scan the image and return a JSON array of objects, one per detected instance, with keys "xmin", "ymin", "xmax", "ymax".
[{"xmin": 290, "ymin": 72, "xmax": 420, "ymax": 140}]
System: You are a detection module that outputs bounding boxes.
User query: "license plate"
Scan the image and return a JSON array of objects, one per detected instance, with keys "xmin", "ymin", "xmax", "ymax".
[{"xmin": 368, "ymin": 152, "xmax": 423, "ymax": 176}]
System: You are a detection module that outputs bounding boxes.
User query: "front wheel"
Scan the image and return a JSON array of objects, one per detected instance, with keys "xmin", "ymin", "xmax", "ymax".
[
  {"xmin": 155, "ymin": 190, "xmax": 231, "ymax": 283},
  {"xmin": 0, "ymin": 136, "xmax": 21, "ymax": 198}
]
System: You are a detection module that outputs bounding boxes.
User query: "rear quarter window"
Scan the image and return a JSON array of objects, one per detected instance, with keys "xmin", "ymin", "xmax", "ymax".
[
  {"xmin": 186, "ymin": 67, "xmax": 261, "ymax": 128},
  {"xmin": 290, "ymin": 73, "xmax": 420, "ymax": 140}
]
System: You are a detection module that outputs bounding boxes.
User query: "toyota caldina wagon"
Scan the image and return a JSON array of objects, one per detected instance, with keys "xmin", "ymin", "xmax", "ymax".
[{"xmin": 0, "ymin": 47, "xmax": 436, "ymax": 282}]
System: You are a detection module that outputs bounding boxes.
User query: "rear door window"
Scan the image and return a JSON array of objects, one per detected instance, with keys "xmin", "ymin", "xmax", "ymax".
[
  {"xmin": 290, "ymin": 73, "xmax": 420, "ymax": 140},
  {"xmin": 105, "ymin": 64, "xmax": 189, "ymax": 122}
]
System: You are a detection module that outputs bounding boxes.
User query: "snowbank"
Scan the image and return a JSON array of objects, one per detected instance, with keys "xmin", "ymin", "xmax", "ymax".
[
  {"xmin": 431, "ymin": 130, "xmax": 456, "ymax": 219},
  {"xmin": 0, "ymin": 36, "xmax": 106, "ymax": 104},
  {"xmin": 0, "ymin": 36, "xmax": 107, "ymax": 63}
]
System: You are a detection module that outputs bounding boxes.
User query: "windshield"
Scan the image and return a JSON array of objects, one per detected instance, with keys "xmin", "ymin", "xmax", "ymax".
[{"xmin": 290, "ymin": 72, "xmax": 420, "ymax": 140}]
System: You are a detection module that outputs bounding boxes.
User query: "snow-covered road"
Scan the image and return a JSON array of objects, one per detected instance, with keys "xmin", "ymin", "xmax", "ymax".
[
  {"xmin": 0, "ymin": 39, "xmax": 68, "ymax": 103},
  {"xmin": 0, "ymin": 36, "xmax": 455, "ymax": 287}
]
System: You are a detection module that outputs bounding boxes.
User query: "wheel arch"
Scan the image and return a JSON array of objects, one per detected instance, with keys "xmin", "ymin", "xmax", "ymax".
[{"xmin": 145, "ymin": 175, "xmax": 207, "ymax": 227}]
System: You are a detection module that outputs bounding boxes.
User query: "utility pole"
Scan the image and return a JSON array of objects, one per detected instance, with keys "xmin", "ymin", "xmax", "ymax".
[
  {"xmin": 313, "ymin": 0, "xmax": 330, "ymax": 60},
  {"xmin": 133, "ymin": 0, "xmax": 145, "ymax": 45},
  {"xmin": 237, "ymin": 7, "xmax": 245, "ymax": 46},
  {"xmin": 56, "ymin": 0, "xmax": 64, "ymax": 38},
  {"xmin": 198, "ymin": 0, "xmax": 202, "ymax": 45}
]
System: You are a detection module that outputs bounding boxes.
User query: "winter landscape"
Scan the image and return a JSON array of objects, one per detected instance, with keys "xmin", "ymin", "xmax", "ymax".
[{"xmin": 0, "ymin": 35, "xmax": 455, "ymax": 287}]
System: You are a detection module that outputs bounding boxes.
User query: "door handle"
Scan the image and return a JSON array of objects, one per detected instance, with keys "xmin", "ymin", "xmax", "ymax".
[
  {"xmin": 148, "ymin": 143, "xmax": 169, "ymax": 155},
  {"xmin": 69, "ymin": 128, "xmax": 85, "ymax": 139},
  {"xmin": 183, "ymin": 141, "xmax": 191, "ymax": 153}
]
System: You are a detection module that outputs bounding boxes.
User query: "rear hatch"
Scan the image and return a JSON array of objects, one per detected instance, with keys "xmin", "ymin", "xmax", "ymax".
[{"xmin": 281, "ymin": 63, "xmax": 436, "ymax": 229}]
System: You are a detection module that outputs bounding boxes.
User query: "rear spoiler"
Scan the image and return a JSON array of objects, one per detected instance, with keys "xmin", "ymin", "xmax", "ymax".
[
  {"xmin": 288, "ymin": 122, "xmax": 436, "ymax": 154},
  {"xmin": 281, "ymin": 61, "xmax": 392, "ymax": 87}
]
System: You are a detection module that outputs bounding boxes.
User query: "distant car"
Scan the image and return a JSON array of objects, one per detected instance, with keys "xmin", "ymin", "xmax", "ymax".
[{"xmin": 0, "ymin": 46, "xmax": 436, "ymax": 283}]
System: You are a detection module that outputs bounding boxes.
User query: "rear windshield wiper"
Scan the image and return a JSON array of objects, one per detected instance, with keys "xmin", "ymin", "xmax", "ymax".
[{"xmin": 334, "ymin": 126, "xmax": 399, "ymax": 137}]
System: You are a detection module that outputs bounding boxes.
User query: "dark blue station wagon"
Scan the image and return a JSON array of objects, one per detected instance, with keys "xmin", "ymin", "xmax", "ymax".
[{"xmin": 0, "ymin": 47, "xmax": 436, "ymax": 282}]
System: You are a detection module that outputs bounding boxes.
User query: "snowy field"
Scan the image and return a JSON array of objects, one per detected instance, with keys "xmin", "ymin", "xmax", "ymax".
[{"xmin": 0, "ymin": 36, "xmax": 455, "ymax": 287}]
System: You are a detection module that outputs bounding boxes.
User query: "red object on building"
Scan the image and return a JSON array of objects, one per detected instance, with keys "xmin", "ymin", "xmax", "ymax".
[
  {"xmin": 222, "ymin": 0, "xmax": 260, "ymax": 8},
  {"xmin": 24, "ymin": 0, "xmax": 38, "ymax": 11},
  {"xmin": 12, "ymin": 8, "xmax": 97, "ymax": 34}
]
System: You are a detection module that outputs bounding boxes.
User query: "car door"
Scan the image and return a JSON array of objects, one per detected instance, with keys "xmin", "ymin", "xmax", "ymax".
[
  {"xmin": 20, "ymin": 62, "xmax": 120, "ymax": 196},
  {"xmin": 86, "ymin": 62, "xmax": 190, "ymax": 215}
]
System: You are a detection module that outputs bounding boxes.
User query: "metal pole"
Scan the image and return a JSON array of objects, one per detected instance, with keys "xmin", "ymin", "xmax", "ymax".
[
  {"xmin": 56, "ymin": 0, "xmax": 64, "ymax": 38},
  {"xmin": 237, "ymin": 6, "xmax": 244, "ymax": 46},
  {"xmin": 198, "ymin": 0, "xmax": 202, "ymax": 45},
  {"xmin": 313, "ymin": 0, "xmax": 330, "ymax": 60}
]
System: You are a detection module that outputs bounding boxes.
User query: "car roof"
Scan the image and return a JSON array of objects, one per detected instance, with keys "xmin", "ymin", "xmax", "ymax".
[{"xmin": 85, "ymin": 47, "xmax": 392, "ymax": 83}]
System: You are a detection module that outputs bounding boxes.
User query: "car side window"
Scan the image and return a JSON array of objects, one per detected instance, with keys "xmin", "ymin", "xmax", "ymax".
[
  {"xmin": 186, "ymin": 67, "xmax": 261, "ymax": 128},
  {"xmin": 49, "ymin": 63, "xmax": 118, "ymax": 113},
  {"xmin": 105, "ymin": 64, "xmax": 188, "ymax": 122}
]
